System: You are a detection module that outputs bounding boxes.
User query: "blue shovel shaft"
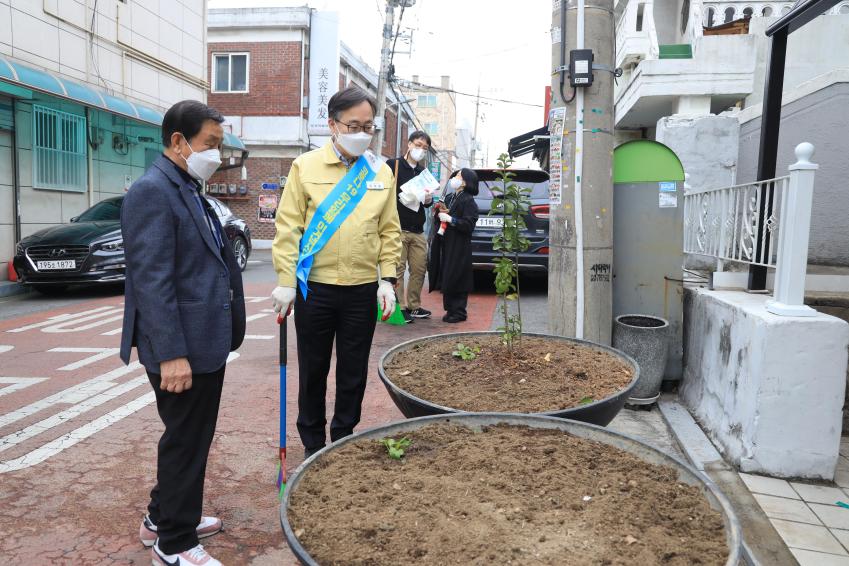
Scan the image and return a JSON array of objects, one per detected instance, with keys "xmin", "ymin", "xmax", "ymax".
[{"xmin": 278, "ymin": 314, "xmax": 287, "ymax": 488}]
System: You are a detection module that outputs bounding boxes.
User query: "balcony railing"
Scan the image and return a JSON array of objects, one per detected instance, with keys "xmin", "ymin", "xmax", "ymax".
[{"xmin": 683, "ymin": 143, "xmax": 819, "ymax": 316}]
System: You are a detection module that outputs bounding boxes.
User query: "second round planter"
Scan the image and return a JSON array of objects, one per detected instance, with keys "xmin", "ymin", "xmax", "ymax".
[{"xmin": 613, "ymin": 314, "xmax": 670, "ymax": 405}]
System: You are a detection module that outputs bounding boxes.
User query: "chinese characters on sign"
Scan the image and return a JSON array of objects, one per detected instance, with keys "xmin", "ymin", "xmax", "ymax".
[
  {"xmin": 548, "ymin": 107, "xmax": 566, "ymax": 205},
  {"xmin": 308, "ymin": 11, "xmax": 340, "ymax": 136}
]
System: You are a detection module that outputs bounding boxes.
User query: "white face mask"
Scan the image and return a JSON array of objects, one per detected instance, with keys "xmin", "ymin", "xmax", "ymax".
[
  {"xmin": 448, "ymin": 177, "xmax": 463, "ymax": 191},
  {"xmin": 409, "ymin": 147, "xmax": 426, "ymax": 162},
  {"xmin": 180, "ymin": 135, "xmax": 221, "ymax": 181},
  {"xmin": 332, "ymin": 126, "xmax": 373, "ymax": 157}
]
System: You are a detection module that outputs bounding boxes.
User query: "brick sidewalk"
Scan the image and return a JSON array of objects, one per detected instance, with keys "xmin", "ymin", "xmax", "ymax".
[{"xmin": 0, "ymin": 283, "xmax": 497, "ymax": 564}]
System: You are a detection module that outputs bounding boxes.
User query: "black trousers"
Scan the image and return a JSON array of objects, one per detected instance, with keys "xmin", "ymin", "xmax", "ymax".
[
  {"xmin": 443, "ymin": 291, "xmax": 469, "ymax": 319},
  {"xmin": 146, "ymin": 366, "xmax": 225, "ymax": 554},
  {"xmin": 295, "ymin": 281, "xmax": 378, "ymax": 450}
]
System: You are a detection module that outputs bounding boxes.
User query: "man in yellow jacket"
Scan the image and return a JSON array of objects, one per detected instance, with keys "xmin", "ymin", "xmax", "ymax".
[{"xmin": 271, "ymin": 86, "xmax": 401, "ymax": 458}]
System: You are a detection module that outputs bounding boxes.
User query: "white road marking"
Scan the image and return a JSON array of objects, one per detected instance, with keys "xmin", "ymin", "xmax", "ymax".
[
  {"xmin": 0, "ymin": 345, "xmax": 13, "ymax": 354},
  {"xmin": 0, "ymin": 378, "xmax": 48, "ymax": 398},
  {"xmin": 245, "ymin": 297, "xmax": 269, "ymax": 303},
  {"xmin": 0, "ymin": 391, "xmax": 156, "ymax": 473},
  {"xmin": 0, "ymin": 362, "xmax": 142, "ymax": 429},
  {"xmin": 0, "ymin": 352, "xmax": 242, "ymax": 472},
  {"xmin": 49, "ymin": 347, "xmax": 121, "ymax": 371},
  {"xmin": 41, "ymin": 312, "xmax": 124, "ymax": 333},
  {"xmin": 6, "ymin": 306, "xmax": 115, "ymax": 333},
  {"xmin": 244, "ymin": 335, "xmax": 274, "ymax": 340},
  {"xmin": 261, "ymin": 309, "xmax": 276, "ymax": 313},
  {"xmin": 101, "ymin": 327, "xmax": 123, "ymax": 336},
  {"xmin": 245, "ymin": 313, "xmax": 271, "ymax": 323},
  {"xmin": 0, "ymin": 376, "xmax": 147, "ymax": 453}
]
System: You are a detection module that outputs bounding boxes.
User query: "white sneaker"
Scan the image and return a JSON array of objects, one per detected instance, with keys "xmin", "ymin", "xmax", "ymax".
[
  {"xmin": 151, "ymin": 542, "xmax": 222, "ymax": 566},
  {"xmin": 140, "ymin": 515, "xmax": 223, "ymax": 548}
]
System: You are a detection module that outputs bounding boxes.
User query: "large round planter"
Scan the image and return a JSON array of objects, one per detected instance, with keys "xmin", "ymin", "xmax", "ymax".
[
  {"xmin": 280, "ymin": 413, "xmax": 742, "ymax": 566},
  {"xmin": 613, "ymin": 315, "xmax": 670, "ymax": 405},
  {"xmin": 378, "ymin": 331, "xmax": 640, "ymax": 426}
]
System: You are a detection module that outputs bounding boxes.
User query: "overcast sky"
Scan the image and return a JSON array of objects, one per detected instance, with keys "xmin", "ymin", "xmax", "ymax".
[{"xmin": 208, "ymin": 0, "xmax": 551, "ymax": 168}]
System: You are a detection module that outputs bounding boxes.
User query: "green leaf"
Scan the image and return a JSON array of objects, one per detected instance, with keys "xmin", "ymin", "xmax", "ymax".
[{"xmin": 579, "ymin": 397, "xmax": 594, "ymax": 405}]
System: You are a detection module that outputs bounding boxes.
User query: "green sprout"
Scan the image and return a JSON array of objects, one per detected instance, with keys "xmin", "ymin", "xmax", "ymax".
[
  {"xmin": 452, "ymin": 343, "xmax": 481, "ymax": 361},
  {"xmin": 380, "ymin": 437, "xmax": 412, "ymax": 460}
]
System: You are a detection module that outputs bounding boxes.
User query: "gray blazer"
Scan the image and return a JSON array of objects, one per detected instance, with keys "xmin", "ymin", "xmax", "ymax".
[{"xmin": 120, "ymin": 155, "xmax": 246, "ymax": 375}]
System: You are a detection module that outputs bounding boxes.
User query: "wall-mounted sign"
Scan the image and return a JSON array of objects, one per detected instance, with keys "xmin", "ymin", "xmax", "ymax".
[
  {"xmin": 258, "ymin": 194, "xmax": 278, "ymax": 223},
  {"xmin": 261, "ymin": 182, "xmax": 280, "ymax": 191},
  {"xmin": 659, "ymin": 181, "xmax": 677, "ymax": 192},
  {"xmin": 307, "ymin": 11, "xmax": 340, "ymax": 136}
]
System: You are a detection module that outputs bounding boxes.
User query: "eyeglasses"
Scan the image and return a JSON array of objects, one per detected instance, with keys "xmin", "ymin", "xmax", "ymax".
[{"xmin": 335, "ymin": 120, "xmax": 376, "ymax": 135}]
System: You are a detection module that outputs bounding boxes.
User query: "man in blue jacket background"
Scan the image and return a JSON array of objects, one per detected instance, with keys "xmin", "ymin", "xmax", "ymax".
[{"xmin": 120, "ymin": 100, "xmax": 246, "ymax": 566}]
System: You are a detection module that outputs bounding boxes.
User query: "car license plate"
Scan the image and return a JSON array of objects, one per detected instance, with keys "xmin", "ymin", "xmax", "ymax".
[
  {"xmin": 36, "ymin": 260, "xmax": 76, "ymax": 270},
  {"xmin": 477, "ymin": 217, "xmax": 504, "ymax": 229}
]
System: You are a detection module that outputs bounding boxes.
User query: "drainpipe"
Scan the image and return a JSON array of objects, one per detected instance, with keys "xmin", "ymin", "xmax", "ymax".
[
  {"xmin": 11, "ymin": 98, "xmax": 20, "ymax": 244},
  {"xmin": 299, "ymin": 22, "xmax": 307, "ymax": 149},
  {"xmin": 574, "ymin": 0, "xmax": 587, "ymax": 339},
  {"xmin": 85, "ymin": 107, "xmax": 94, "ymax": 207}
]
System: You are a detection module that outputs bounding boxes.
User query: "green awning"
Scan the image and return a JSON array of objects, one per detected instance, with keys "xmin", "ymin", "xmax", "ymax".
[
  {"xmin": 614, "ymin": 140, "xmax": 685, "ymax": 184},
  {"xmin": 0, "ymin": 57, "xmax": 245, "ymax": 151}
]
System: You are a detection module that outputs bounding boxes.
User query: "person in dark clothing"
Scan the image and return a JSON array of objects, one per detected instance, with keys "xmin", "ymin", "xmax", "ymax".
[
  {"xmin": 386, "ymin": 130, "xmax": 434, "ymax": 324},
  {"xmin": 429, "ymin": 168, "xmax": 479, "ymax": 322}
]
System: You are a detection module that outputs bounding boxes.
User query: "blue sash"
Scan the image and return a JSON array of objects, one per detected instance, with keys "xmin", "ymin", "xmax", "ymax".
[{"xmin": 296, "ymin": 153, "xmax": 378, "ymax": 299}]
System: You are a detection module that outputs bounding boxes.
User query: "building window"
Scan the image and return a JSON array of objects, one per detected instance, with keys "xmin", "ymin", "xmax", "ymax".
[
  {"xmin": 32, "ymin": 105, "xmax": 87, "ymax": 192},
  {"xmin": 212, "ymin": 53, "xmax": 249, "ymax": 93},
  {"xmin": 417, "ymin": 94, "xmax": 437, "ymax": 107},
  {"xmin": 706, "ymin": 7, "xmax": 716, "ymax": 26},
  {"xmin": 724, "ymin": 6, "xmax": 736, "ymax": 22},
  {"xmin": 743, "ymin": 6, "xmax": 753, "ymax": 17},
  {"xmin": 636, "ymin": 3, "xmax": 645, "ymax": 31},
  {"xmin": 680, "ymin": 0, "xmax": 691, "ymax": 33},
  {"xmin": 423, "ymin": 122, "xmax": 439, "ymax": 135},
  {"xmin": 762, "ymin": 6, "xmax": 774, "ymax": 16}
]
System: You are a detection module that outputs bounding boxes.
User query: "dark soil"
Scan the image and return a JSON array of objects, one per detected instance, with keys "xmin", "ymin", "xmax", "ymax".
[
  {"xmin": 287, "ymin": 423, "xmax": 729, "ymax": 566},
  {"xmin": 384, "ymin": 335, "xmax": 635, "ymax": 412}
]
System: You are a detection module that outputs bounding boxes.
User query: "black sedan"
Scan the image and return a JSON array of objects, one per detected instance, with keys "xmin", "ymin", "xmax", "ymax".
[
  {"xmin": 12, "ymin": 195, "xmax": 252, "ymax": 295},
  {"xmin": 468, "ymin": 169, "xmax": 550, "ymax": 273}
]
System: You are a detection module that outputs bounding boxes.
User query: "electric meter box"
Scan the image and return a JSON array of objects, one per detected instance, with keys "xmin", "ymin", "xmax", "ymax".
[{"xmin": 569, "ymin": 49, "xmax": 594, "ymax": 87}]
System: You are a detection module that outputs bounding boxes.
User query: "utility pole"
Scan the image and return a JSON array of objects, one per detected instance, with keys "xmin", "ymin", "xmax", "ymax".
[
  {"xmin": 548, "ymin": 0, "xmax": 615, "ymax": 344},
  {"xmin": 469, "ymin": 83, "xmax": 481, "ymax": 167},
  {"xmin": 374, "ymin": 0, "xmax": 415, "ymax": 155}
]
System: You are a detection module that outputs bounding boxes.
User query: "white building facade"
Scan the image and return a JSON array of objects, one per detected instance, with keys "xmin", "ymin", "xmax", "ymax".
[{"xmin": 1, "ymin": 0, "xmax": 233, "ymax": 283}]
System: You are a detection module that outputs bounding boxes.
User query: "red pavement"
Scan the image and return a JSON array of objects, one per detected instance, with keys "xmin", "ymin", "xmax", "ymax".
[{"xmin": 0, "ymin": 284, "xmax": 497, "ymax": 564}]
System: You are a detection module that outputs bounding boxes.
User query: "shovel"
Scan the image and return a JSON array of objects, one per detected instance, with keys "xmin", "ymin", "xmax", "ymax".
[{"xmin": 276, "ymin": 313, "xmax": 288, "ymax": 498}]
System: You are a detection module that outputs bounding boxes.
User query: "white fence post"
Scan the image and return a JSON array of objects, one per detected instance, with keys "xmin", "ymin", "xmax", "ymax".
[{"xmin": 766, "ymin": 143, "xmax": 818, "ymax": 317}]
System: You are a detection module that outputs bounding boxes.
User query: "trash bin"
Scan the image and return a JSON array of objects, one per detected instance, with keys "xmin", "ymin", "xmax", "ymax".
[{"xmin": 613, "ymin": 314, "xmax": 670, "ymax": 405}]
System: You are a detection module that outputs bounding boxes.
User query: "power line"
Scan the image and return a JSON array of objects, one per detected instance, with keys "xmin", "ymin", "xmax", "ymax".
[{"xmin": 395, "ymin": 79, "xmax": 543, "ymax": 108}]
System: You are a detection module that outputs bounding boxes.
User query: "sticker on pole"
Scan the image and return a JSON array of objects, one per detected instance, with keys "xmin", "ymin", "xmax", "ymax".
[{"xmin": 659, "ymin": 181, "xmax": 677, "ymax": 192}]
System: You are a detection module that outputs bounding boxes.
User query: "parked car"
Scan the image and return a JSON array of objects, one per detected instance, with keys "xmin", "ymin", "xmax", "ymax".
[
  {"xmin": 464, "ymin": 168, "xmax": 550, "ymax": 273},
  {"xmin": 12, "ymin": 195, "xmax": 252, "ymax": 295}
]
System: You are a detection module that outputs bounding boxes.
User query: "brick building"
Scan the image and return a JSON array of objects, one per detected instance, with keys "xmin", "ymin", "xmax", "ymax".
[{"xmin": 206, "ymin": 7, "xmax": 417, "ymax": 244}]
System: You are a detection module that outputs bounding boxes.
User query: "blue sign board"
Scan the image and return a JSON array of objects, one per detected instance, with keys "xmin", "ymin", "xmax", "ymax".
[
  {"xmin": 659, "ymin": 181, "xmax": 677, "ymax": 192},
  {"xmin": 261, "ymin": 182, "xmax": 280, "ymax": 191}
]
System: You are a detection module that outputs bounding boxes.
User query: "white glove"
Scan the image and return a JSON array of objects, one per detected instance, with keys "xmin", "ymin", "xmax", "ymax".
[
  {"xmin": 271, "ymin": 286, "xmax": 296, "ymax": 316},
  {"xmin": 377, "ymin": 280, "xmax": 396, "ymax": 321},
  {"xmin": 438, "ymin": 212, "xmax": 453, "ymax": 223}
]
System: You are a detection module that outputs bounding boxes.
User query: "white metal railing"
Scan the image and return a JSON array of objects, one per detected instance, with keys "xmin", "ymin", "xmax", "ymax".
[
  {"xmin": 684, "ymin": 143, "xmax": 819, "ymax": 316},
  {"xmin": 684, "ymin": 176, "xmax": 788, "ymax": 268}
]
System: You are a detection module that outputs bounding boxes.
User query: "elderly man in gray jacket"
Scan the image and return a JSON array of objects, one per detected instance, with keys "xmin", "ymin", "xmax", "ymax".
[{"xmin": 120, "ymin": 100, "xmax": 245, "ymax": 566}]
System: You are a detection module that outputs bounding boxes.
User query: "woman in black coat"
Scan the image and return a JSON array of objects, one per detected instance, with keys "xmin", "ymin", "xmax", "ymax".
[{"xmin": 429, "ymin": 168, "xmax": 479, "ymax": 323}]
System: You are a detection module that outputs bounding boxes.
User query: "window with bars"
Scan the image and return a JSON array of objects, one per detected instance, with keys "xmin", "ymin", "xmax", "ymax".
[
  {"xmin": 213, "ymin": 53, "xmax": 249, "ymax": 93},
  {"xmin": 32, "ymin": 105, "xmax": 87, "ymax": 192}
]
